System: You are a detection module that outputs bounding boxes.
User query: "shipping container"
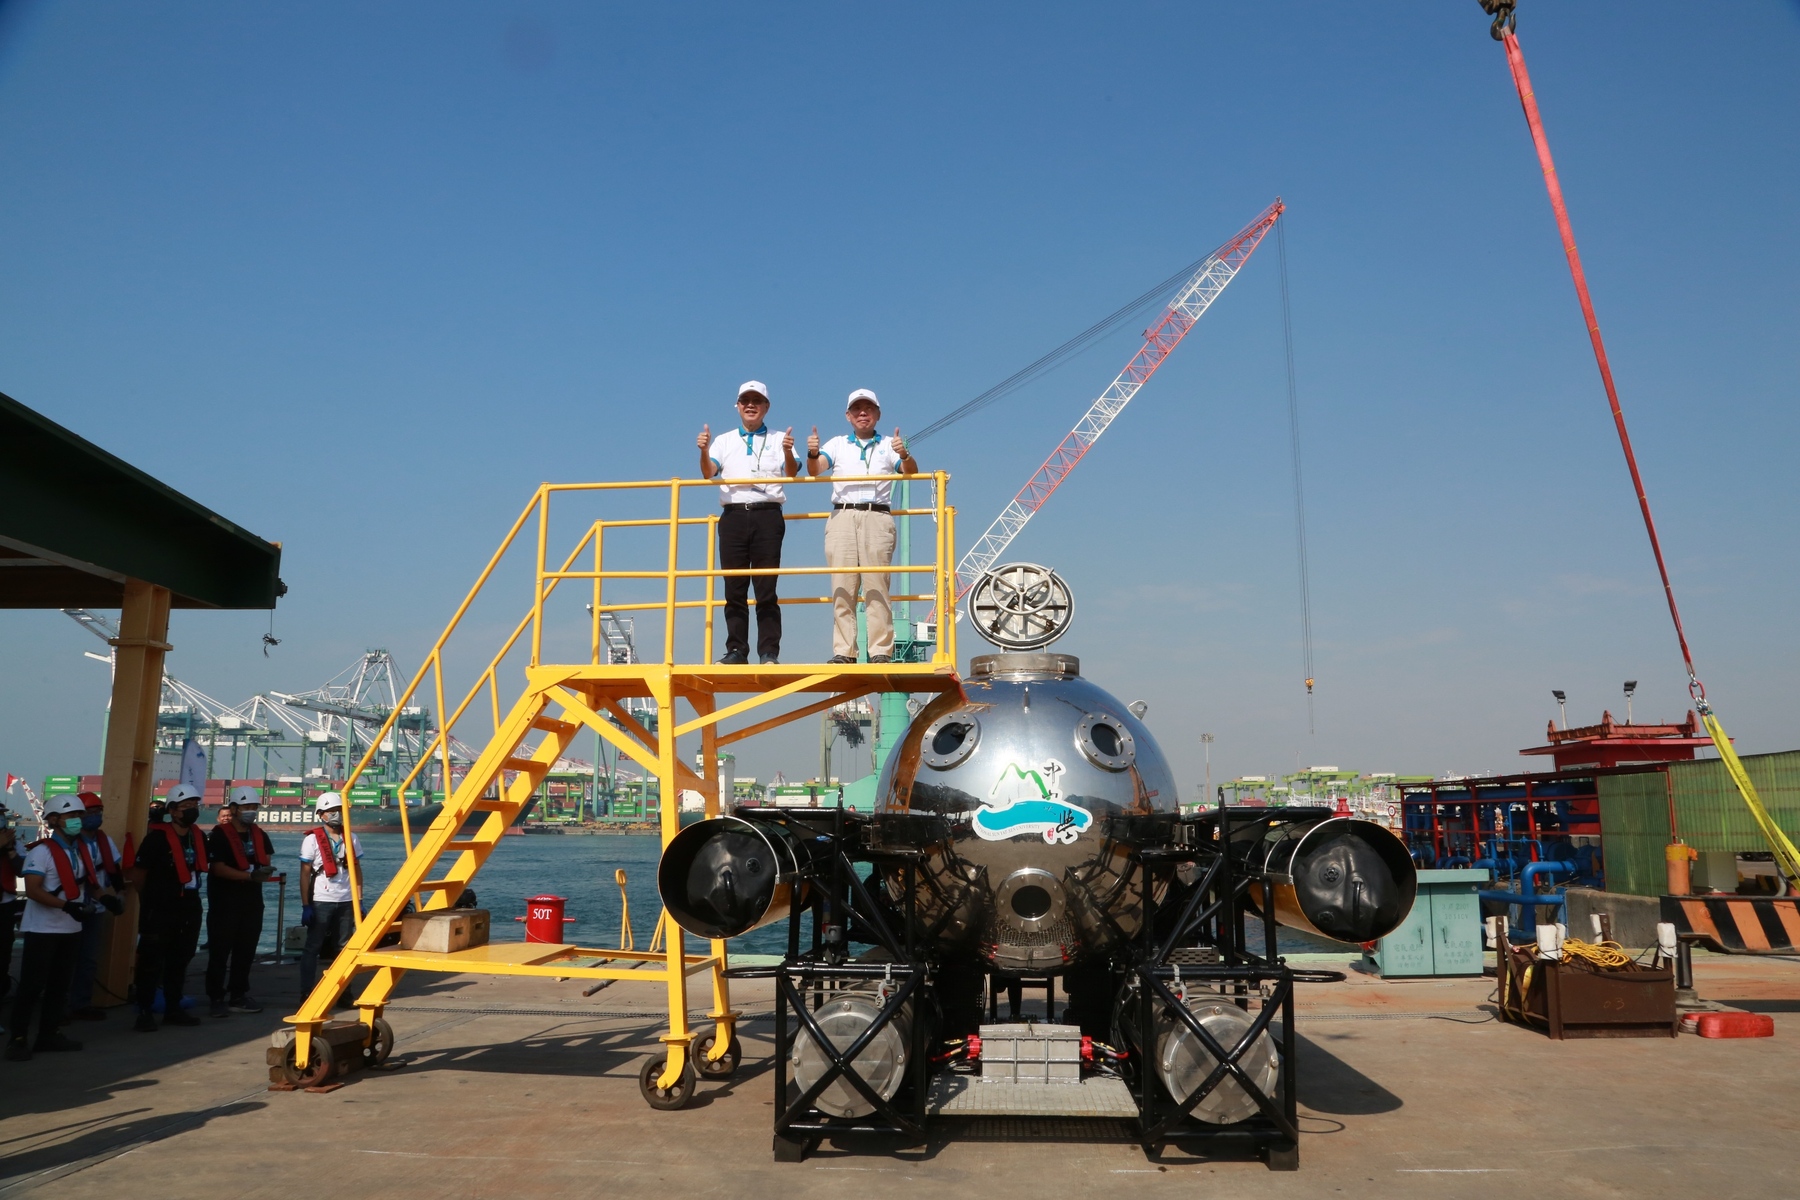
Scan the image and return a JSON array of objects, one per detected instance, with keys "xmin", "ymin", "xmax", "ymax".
[{"xmin": 1598, "ymin": 750, "xmax": 1800, "ymax": 895}]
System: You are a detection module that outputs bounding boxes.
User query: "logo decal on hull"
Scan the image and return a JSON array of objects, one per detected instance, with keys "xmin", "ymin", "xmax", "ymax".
[{"xmin": 972, "ymin": 759, "xmax": 1092, "ymax": 845}]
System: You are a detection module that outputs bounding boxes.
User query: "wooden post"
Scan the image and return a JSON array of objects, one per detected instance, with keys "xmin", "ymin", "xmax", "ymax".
[{"xmin": 98, "ymin": 578, "xmax": 172, "ymax": 1007}]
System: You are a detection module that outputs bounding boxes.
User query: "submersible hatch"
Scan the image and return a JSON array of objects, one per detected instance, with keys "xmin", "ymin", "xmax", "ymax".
[{"xmin": 659, "ymin": 563, "xmax": 1416, "ymax": 1167}]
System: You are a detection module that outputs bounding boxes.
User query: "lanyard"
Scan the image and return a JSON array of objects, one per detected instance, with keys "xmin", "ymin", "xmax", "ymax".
[
  {"xmin": 740, "ymin": 426, "xmax": 768, "ymax": 470},
  {"xmin": 850, "ymin": 434, "xmax": 880, "ymax": 467}
]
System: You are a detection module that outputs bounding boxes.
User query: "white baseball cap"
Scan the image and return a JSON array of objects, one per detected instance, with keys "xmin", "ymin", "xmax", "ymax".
[
  {"xmin": 738, "ymin": 380, "xmax": 770, "ymax": 402},
  {"xmin": 846, "ymin": 388, "xmax": 880, "ymax": 412}
]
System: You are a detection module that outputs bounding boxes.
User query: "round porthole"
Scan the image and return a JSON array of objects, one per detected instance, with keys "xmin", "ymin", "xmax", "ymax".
[
  {"xmin": 920, "ymin": 713, "xmax": 981, "ymax": 770},
  {"xmin": 1075, "ymin": 712, "xmax": 1135, "ymax": 771}
]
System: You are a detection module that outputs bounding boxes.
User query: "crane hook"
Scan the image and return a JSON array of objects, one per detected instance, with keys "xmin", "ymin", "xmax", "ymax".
[{"xmin": 1478, "ymin": 0, "xmax": 1517, "ymax": 41}]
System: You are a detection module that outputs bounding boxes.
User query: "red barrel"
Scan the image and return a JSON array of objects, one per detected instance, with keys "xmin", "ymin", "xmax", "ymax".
[{"xmin": 524, "ymin": 894, "xmax": 567, "ymax": 943}]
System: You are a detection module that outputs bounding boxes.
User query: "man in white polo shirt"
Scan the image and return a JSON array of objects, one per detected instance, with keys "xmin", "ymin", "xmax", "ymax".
[
  {"xmin": 805, "ymin": 388, "xmax": 918, "ymax": 664},
  {"xmin": 699, "ymin": 381, "xmax": 799, "ymax": 665}
]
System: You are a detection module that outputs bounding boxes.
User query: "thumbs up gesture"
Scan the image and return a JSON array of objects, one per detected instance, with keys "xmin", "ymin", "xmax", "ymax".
[
  {"xmin": 697, "ymin": 423, "xmax": 711, "ymax": 452},
  {"xmin": 807, "ymin": 426, "xmax": 820, "ymax": 455},
  {"xmin": 891, "ymin": 427, "xmax": 907, "ymax": 458},
  {"xmin": 781, "ymin": 426, "xmax": 795, "ymax": 451}
]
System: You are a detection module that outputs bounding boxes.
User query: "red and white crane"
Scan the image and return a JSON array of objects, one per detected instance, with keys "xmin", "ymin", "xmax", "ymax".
[{"xmin": 950, "ymin": 199, "xmax": 1285, "ymax": 601}]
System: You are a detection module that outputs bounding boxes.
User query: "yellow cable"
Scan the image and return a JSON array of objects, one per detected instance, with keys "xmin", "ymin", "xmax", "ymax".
[
  {"xmin": 1559, "ymin": 937, "xmax": 1632, "ymax": 970},
  {"xmin": 1701, "ymin": 712, "xmax": 1800, "ymax": 890}
]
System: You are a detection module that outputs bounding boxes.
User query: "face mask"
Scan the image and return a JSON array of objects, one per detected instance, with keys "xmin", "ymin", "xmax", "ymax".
[
  {"xmin": 173, "ymin": 805, "xmax": 198, "ymax": 826},
  {"xmin": 61, "ymin": 816, "xmax": 85, "ymax": 836},
  {"xmin": 81, "ymin": 810, "xmax": 104, "ymax": 831},
  {"xmin": 239, "ymin": 809, "xmax": 258, "ymax": 824},
  {"xmin": 323, "ymin": 813, "xmax": 343, "ymax": 827}
]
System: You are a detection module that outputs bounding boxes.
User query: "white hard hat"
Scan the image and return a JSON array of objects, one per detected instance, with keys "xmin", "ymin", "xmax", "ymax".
[
  {"xmin": 846, "ymin": 388, "xmax": 879, "ymax": 412},
  {"xmin": 228, "ymin": 785, "xmax": 261, "ymax": 808},
  {"xmin": 737, "ymin": 380, "xmax": 769, "ymax": 402},
  {"xmin": 46, "ymin": 793, "xmax": 87, "ymax": 818},
  {"xmin": 314, "ymin": 792, "xmax": 344, "ymax": 813},
  {"xmin": 166, "ymin": 783, "xmax": 203, "ymax": 805}
]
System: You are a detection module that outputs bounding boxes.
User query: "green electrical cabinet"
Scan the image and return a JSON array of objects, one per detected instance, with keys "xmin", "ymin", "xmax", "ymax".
[{"xmin": 1368, "ymin": 868, "xmax": 1487, "ymax": 977}]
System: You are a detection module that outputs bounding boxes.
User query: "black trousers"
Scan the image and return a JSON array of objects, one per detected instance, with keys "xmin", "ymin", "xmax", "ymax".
[
  {"xmin": 135, "ymin": 893, "xmax": 203, "ymax": 1013},
  {"xmin": 300, "ymin": 900, "xmax": 355, "ymax": 995},
  {"xmin": 719, "ymin": 506, "xmax": 785, "ymax": 660},
  {"xmin": 9, "ymin": 930, "xmax": 80, "ymax": 1046},
  {"xmin": 205, "ymin": 896, "xmax": 263, "ymax": 1001}
]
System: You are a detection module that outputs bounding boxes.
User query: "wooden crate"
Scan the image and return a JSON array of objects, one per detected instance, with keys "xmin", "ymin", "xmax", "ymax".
[{"xmin": 1499, "ymin": 946, "xmax": 1678, "ymax": 1039}]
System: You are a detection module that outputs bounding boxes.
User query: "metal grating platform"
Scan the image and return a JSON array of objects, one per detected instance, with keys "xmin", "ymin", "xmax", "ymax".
[{"xmin": 928, "ymin": 1072, "xmax": 1138, "ymax": 1118}]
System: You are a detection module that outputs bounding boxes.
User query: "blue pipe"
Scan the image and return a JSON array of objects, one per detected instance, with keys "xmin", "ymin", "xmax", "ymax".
[{"xmin": 1480, "ymin": 861, "xmax": 1576, "ymax": 935}]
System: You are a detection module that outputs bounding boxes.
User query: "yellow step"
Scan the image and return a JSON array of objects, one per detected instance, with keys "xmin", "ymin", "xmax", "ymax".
[
  {"xmin": 532, "ymin": 715, "xmax": 581, "ymax": 738},
  {"xmin": 502, "ymin": 756, "xmax": 547, "ymax": 775}
]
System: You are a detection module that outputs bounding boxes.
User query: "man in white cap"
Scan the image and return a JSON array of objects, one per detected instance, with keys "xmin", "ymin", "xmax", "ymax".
[
  {"xmin": 698, "ymin": 381, "xmax": 799, "ymax": 665},
  {"xmin": 298, "ymin": 792, "xmax": 362, "ymax": 996},
  {"xmin": 805, "ymin": 389, "xmax": 918, "ymax": 663}
]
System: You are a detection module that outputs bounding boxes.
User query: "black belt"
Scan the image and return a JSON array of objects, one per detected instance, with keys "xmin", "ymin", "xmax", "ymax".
[
  {"xmin": 833, "ymin": 503, "xmax": 890, "ymax": 512},
  {"xmin": 722, "ymin": 502, "xmax": 783, "ymax": 512}
]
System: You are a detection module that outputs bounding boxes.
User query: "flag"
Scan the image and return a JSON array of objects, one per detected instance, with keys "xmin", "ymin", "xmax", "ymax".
[{"xmin": 180, "ymin": 739, "xmax": 208, "ymax": 791}]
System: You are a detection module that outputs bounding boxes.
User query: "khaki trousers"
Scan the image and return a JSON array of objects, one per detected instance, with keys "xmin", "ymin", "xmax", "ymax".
[{"xmin": 825, "ymin": 509, "xmax": 897, "ymax": 658}]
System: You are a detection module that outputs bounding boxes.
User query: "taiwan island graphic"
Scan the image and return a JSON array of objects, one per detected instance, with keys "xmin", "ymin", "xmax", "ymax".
[{"xmin": 971, "ymin": 759, "xmax": 1093, "ymax": 845}]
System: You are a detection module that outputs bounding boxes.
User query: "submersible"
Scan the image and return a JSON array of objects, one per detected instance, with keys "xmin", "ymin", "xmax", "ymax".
[{"xmin": 657, "ymin": 563, "xmax": 1417, "ymax": 1166}]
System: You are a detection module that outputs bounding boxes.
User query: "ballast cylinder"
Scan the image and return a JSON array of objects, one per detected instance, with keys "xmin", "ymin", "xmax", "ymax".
[
  {"xmin": 657, "ymin": 815, "xmax": 815, "ymax": 940},
  {"xmin": 1243, "ymin": 816, "xmax": 1417, "ymax": 944}
]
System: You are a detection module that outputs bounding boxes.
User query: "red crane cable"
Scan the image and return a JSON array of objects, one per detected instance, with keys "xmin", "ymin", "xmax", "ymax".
[{"xmin": 1494, "ymin": 24, "xmax": 1705, "ymax": 706}]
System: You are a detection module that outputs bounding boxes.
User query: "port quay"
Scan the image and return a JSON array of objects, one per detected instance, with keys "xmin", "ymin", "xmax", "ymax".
[{"xmin": 2, "ymin": 7, "xmax": 1795, "ymax": 1197}]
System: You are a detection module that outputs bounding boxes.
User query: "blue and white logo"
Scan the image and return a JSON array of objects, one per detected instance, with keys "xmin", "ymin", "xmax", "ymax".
[{"xmin": 972, "ymin": 759, "xmax": 1093, "ymax": 845}]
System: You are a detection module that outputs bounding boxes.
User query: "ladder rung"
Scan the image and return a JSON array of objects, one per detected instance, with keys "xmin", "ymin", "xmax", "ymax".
[
  {"xmin": 445, "ymin": 840, "xmax": 489, "ymax": 853},
  {"xmin": 532, "ymin": 715, "xmax": 580, "ymax": 738},
  {"xmin": 502, "ymin": 756, "xmax": 547, "ymax": 775},
  {"xmin": 471, "ymin": 797, "xmax": 516, "ymax": 812},
  {"xmin": 414, "ymin": 879, "xmax": 462, "ymax": 891}
]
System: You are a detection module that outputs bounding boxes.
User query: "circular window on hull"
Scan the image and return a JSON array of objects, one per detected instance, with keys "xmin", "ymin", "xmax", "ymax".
[
  {"xmin": 1075, "ymin": 712, "xmax": 1136, "ymax": 771},
  {"xmin": 920, "ymin": 713, "xmax": 981, "ymax": 770}
]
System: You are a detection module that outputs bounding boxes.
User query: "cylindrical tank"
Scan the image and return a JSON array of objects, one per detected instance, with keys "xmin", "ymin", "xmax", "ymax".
[
  {"xmin": 1155, "ymin": 1000, "xmax": 1278, "ymax": 1123},
  {"xmin": 658, "ymin": 813, "xmax": 821, "ymax": 939},
  {"xmin": 1239, "ymin": 815, "xmax": 1417, "ymax": 944},
  {"xmin": 875, "ymin": 652, "xmax": 1179, "ymax": 972},
  {"xmin": 790, "ymin": 986, "xmax": 914, "ymax": 1118}
]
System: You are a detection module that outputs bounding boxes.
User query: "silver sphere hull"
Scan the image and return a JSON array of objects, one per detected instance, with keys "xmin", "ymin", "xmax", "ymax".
[{"xmin": 875, "ymin": 653, "xmax": 1178, "ymax": 972}]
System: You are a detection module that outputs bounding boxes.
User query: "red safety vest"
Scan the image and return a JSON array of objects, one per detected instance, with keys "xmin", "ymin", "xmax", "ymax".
[
  {"xmin": 153, "ymin": 823, "xmax": 209, "ymax": 886},
  {"xmin": 306, "ymin": 827, "xmax": 342, "ymax": 878},
  {"xmin": 121, "ymin": 831, "xmax": 136, "ymax": 872},
  {"xmin": 27, "ymin": 837, "xmax": 86, "ymax": 901},
  {"xmin": 81, "ymin": 833, "xmax": 118, "ymax": 885},
  {"xmin": 214, "ymin": 824, "xmax": 273, "ymax": 871}
]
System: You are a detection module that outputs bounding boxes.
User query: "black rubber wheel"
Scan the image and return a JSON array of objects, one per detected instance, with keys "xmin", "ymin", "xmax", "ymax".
[
  {"xmin": 282, "ymin": 1038, "xmax": 335, "ymax": 1087},
  {"xmin": 773, "ymin": 1133, "xmax": 811, "ymax": 1163},
  {"xmin": 638, "ymin": 1054, "xmax": 698, "ymax": 1110},
  {"xmin": 1266, "ymin": 1142, "xmax": 1300, "ymax": 1172},
  {"xmin": 361, "ymin": 1018, "xmax": 395, "ymax": 1067},
  {"xmin": 694, "ymin": 1032, "xmax": 740, "ymax": 1079}
]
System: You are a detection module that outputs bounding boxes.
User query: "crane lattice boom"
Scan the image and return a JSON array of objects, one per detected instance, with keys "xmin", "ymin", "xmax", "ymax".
[{"xmin": 953, "ymin": 199, "xmax": 1284, "ymax": 600}]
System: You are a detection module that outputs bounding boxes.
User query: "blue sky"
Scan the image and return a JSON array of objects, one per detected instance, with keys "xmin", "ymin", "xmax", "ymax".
[{"xmin": 2, "ymin": 2, "xmax": 1795, "ymax": 796}]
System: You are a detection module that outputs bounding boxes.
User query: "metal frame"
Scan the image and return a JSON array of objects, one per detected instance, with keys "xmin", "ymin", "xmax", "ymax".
[
  {"xmin": 283, "ymin": 474, "xmax": 961, "ymax": 1097},
  {"xmin": 1123, "ymin": 802, "xmax": 1343, "ymax": 1165},
  {"xmin": 726, "ymin": 809, "xmax": 933, "ymax": 1158}
]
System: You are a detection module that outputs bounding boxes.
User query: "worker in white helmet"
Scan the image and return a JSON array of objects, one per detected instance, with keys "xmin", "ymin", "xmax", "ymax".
[
  {"xmin": 204, "ymin": 786, "xmax": 277, "ymax": 1017},
  {"xmin": 298, "ymin": 793, "xmax": 362, "ymax": 996},
  {"xmin": 65, "ymin": 791, "xmax": 127, "ymax": 1022},
  {"xmin": 6, "ymin": 794, "xmax": 107, "ymax": 1058},
  {"xmin": 806, "ymin": 388, "xmax": 917, "ymax": 664},
  {"xmin": 129, "ymin": 782, "xmax": 208, "ymax": 1032}
]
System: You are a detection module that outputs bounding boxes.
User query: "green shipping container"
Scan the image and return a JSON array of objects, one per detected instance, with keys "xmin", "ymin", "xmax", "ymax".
[{"xmin": 1598, "ymin": 749, "xmax": 1800, "ymax": 896}]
